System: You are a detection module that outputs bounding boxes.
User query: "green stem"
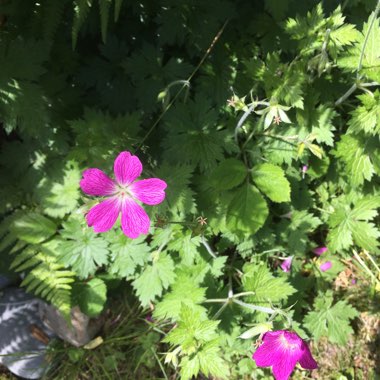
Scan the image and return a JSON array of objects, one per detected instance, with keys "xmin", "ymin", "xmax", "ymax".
[
  {"xmin": 357, "ymin": 0, "xmax": 380, "ymax": 77},
  {"xmin": 335, "ymin": 0, "xmax": 380, "ymax": 106},
  {"xmin": 201, "ymin": 236, "xmax": 217, "ymax": 258},
  {"xmin": 232, "ymin": 299, "xmax": 276, "ymax": 314},
  {"xmin": 134, "ymin": 20, "xmax": 229, "ymax": 152},
  {"xmin": 151, "ymin": 347, "xmax": 169, "ymax": 380}
]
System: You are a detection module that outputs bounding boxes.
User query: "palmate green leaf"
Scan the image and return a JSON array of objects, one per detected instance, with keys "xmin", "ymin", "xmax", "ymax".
[
  {"xmin": 279, "ymin": 210, "xmax": 321, "ymax": 255},
  {"xmin": 164, "ymin": 305, "xmax": 219, "ymax": 349},
  {"xmin": 226, "ymin": 183, "xmax": 268, "ymax": 236},
  {"xmin": 251, "ymin": 163, "xmax": 291, "ymax": 202},
  {"xmin": 107, "ymin": 232, "xmax": 151, "ymax": 278},
  {"xmin": 304, "ymin": 291, "xmax": 358, "ymax": 345},
  {"xmin": 37, "ymin": 160, "xmax": 81, "ymax": 218},
  {"xmin": 153, "ymin": 274, "xmax": 207, "ymax": 321},
  {"xmin": 334, "ymin": 134, "xmax": 378, "ymax": 187},
  {"xmin": 58, "ymin": 217, "xmax": 109, "ymax": 279},
  {"xmin": 164, "ymin": 305, "xmax": 229, "ymax": 380},
  {"xmin": 132, "ymin": 252, "xmax": 176, "ymax": 306},
  {"xmin": 327, "ymin": 196, "xmax": 380, "ymax": 253},
  {"xmin": 348, "ymin": 91, "xmax": 380, "ymax": 135},
  {"xmin": 242, "ymin": 262, "xmax": 296, "ymax": 306},
  {"xmin": 162, "ymin": 95, "xmax": 234, "ymax": 172},
  {"xmin": 74, "ymin": 278, "xmax": 107, "ymax": 317},
  {"xmin": 154, "ymin": 163, "xmax": 196, "ymax": 218},
  {"xmin": 296, "ymin": 97, "xmax": 337, "ymax": 147},
  {"xmin": 10, "ymin": 212, "xmax": 57, "ymax": 244},
  {"xmin": 167, "ymin": 230, "xmax": 201, "ymax": 266},
  {"xmin": 338, "ymin": 13, "xmax": 380, "ymax": 82}
]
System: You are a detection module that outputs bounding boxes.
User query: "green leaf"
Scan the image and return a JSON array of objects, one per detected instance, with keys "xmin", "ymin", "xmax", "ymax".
[
  {"xmin": 226, "ymin": 183, "xmax": 269, "ymax": 236},
  {"xmin": 338, "ymin": 13, "xmax": 380, "ymax": 82},
  {"xmin": 155, "ymin": 163, "xmax": 196, "ymax": 218},
  {"xmin": 75, "ymin": 278, "xmax": 107, "ymax": 317},
  {"xmin": 132, "ymin": 252, "xmax": 176, "ymax": 306},
  {"xmin": 38, "ymin": 160, "xmax": 81, "ymax": 218},
  {"xmin": 164, "ymin": 305, "xmax": 219, "ymax": 349},
  {"xmin": 327, "ymin": 196, "xmax": 380, "ymax": 253},
  {"xmin": 98, "ymin": 0, "xmax": 111, "ymax": 43},
  {"xmin": 209, "ymin": 158, "xmax": 247, "ymax": 191},
  {"xmin": 153, "ymin": 274, "xmax": 207, "ymax": 321},
  {"xmin": 162, "ymin": 95, "xmax": 234, "ymax": 172},
  {"xmin": 58, "ymin": 217, "xmax": 109, "ymax": 279},
  {"xmin": 304, "ymin": 291, "xmax": 358, "ymax": 345},
  {"xmin": 11, "ymin": 239, "xmax": 75, "ymax": 321},
  {"xmin": 107, "ymin": 232, "xmax": 151, "ymax": 278},
  {"xmin": 251, "ymin": 163, "xmax": 291, "ymax": 202},
  {"xmin": 334, "ymin": 134, "xmax": 377, "ymax": 187},
  {"xmin": 167, "ymin": 229, "xmax": 201, "ymax": 266},
  {"xmin": 348, "ymin": 91, "xmax": 380, "ymax": 135},
  {"xmin": 10, "ymin": 212, "xmax": 57, "ymax": 244},
  {"xmin": 242, "ymin": 262, "xmax": 296, "ymax": 306},
  {"xmin": 164, "ymin": 306, "xmax": 229, "ymax": 380}
]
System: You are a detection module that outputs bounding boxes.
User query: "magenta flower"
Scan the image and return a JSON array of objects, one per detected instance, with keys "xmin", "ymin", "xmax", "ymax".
[
  {"xmin": 281, "ymin": 256, "xmax": 293, "ymax": 272},
  {"xmin": 312, "ymin": 246, "xmax": 327, "ymax": 256},
  {"xmin": 319, "ymin": 261, "xmax": 332, "ymax": 272},
  {"xmin": 253, "ymin": 330, "xmax": 317, "ymax": 380},
  {"xmin": 80, "ymin": 151, "xmax": 167, "ymax": 239}
]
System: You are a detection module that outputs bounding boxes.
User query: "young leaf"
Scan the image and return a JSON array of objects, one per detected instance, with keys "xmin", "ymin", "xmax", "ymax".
[{"xmin": 251, "ymin": 163, "xmax": 291, "ymax": 202}]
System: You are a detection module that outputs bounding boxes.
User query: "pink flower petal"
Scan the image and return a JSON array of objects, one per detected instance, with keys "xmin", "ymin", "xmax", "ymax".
[
  {"xmin": 86, "ymin": 197, "xmax": 121, "ymax": 233},
  {"xmin": 129, "ymin": 178, "xmax": 167, "ymax": 205},
  {"xmin": 253, "ymin": 331, "xmax": 283, "ymax": 366},
  {"xmin": 319, "ymin": 261, "xmax": 332, "ymax": 272},
  {"xmin": 281, "ymin": 256, "xmax": 293, "ymax": 272},
  {"xmin": 80, "ymin": 168, "xmax": 116, "ymax": 196},
  {"xmin": 253, "ymin": 330, "xmax": 317, "ymax": 380},
  {"xmin": 121, "ymin": 198, "xmax": 150, "ymax": 239},
  {"xmin": 114, "ymin": 151, "xmax": 142, "ymax": 186},
  {"xmin": 272, "ymin": 355, "xmax": 300, "ymax": 380},
  {"xmin": 299, "ymin": 342, "xmax": 318, "ymax": 370}
]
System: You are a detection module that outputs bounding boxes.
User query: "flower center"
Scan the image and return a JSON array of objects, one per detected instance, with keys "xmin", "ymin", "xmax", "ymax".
[
  {"xmin": 279, "ymin": 333, "xmax": 300, "ymax": 351},
  {"xmin": 116, "ymin": 185, "xmax": 132, "ymax": 199}
]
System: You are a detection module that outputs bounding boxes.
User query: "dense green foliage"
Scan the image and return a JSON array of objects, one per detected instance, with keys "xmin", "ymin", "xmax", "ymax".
[{"xmin": 0, "ymin": 0, "xmax": 379, "ymax": 379}]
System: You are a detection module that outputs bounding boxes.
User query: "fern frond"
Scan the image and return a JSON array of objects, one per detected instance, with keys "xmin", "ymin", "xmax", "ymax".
[
  {"xmin": 11, "ymin": 243, "xmax": 75, "ymax": 320},
  {"xmin": 114, "ymin": 0, "xmax": 123, "ymax": 22},
  {"xmin": 98, "ymin": 0, "xmax": 111, "ymax": 43},
  {"xmin": 72, "ymin": 0, "xmax": 94, "ymax": 49},
  {"xmin": 42, "ymin": 0, "xmax": 70, "ymax": 43}
]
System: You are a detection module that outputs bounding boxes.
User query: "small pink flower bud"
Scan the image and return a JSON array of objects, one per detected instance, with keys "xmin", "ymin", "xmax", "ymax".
[
  {"xmin": 280, "ymin": 256, "xmax": 293, "ymax": 273},
  {"xmin": 320, "ymin": 261, "xmax": 332, "ymax": 272},
  {"xmin": 312, "ymin": 246, "xmax": 327, "ymax": 256}
]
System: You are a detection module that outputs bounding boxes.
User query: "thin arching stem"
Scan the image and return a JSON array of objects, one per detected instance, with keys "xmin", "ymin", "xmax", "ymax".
[{"xmin": 335, "ymin": 0, "xmax": 380, "ymax": 106}]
